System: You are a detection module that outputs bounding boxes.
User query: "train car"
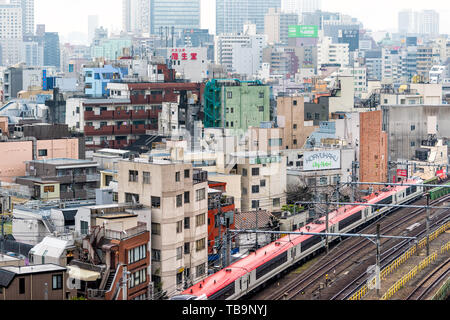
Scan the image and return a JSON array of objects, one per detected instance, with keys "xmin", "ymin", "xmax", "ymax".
[
  {"xmin": 429, "ymin": 181, "xmax": 450, "ymax": 201},
  {"xmin": 173, "ymin": 178, "xmax": 423, "ymax": 301}
]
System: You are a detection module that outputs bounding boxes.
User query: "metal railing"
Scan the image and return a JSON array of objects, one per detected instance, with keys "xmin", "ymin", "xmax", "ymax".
[{"xmin": 104, "ymin": 223, "xmax": 147, "ymax": 241}]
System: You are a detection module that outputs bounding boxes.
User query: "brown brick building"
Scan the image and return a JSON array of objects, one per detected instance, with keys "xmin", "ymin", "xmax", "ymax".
[{"xmin": 359, "ymin": 110, "xmax": 388, "ymax": 190}]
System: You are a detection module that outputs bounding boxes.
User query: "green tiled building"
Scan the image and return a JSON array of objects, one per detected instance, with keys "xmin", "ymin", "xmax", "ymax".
[{"xmin": 204, "ymin": 79, "xmax": 271, "ymax": 131}]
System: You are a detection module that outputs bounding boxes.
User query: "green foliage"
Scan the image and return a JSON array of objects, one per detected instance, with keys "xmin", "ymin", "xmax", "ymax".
[{"xmin": 282, "ymin": 204, "xmax": 304, "ymax": 214}]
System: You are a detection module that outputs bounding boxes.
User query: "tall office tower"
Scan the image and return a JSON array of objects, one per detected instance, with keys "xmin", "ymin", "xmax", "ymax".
[
  {"xmin": 398, "ymin": 9, "xmax": 419, "ymax": 34},
  {"xmin": 0, "ymin": 3, "xmax": 23, "ymax": 66},
  {"xmin": 419, "ymin": 10, "xmax": 439, "ymax": 36},
  {"xmin": 281, "ymin": 0, "xmax": 321, "ymax": 14},
  {"xmin": 88, "ymin": 15, "xmax": 99, "ymax": 44},
  {"xmin": 150, "ymin": 0, "xmax": 200, "ymax": 35},
  {"xmin": 216, "ymin": 0, "xmax": 281, "ymax": 35},
  {"xmin": 123, "ymin": 0, "xmax": 150, "ymax": 35},
  {"xmin": 43, "ymin": 32, "xmax": 61, "ymax": 70},
  {"xmin": 11, "ymin": 0, "xmax": 34, "ymax": 36},
  {"xmin": 264, "ymin": 8, "xmax": 298, "ymax": 45}
]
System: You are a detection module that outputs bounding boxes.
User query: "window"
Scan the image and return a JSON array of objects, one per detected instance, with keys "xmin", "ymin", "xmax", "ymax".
[
  {"xmin": 129, "ymin": 170, "xmax": 138, "ymax": 182},
  {"xmin": 242, "ymin": 168, "xmax": 248, "ymax": 177},
  {"xmin": 258, "ymin": 106, "xmax": 264, "ymax": 112},
  {"xmin": 252, "ymin": 168, "xmax": 260, "ymax": 176},
  {"xmin": 252, "ymin": 200, "xmax": 260, "ymax": 209},
  {"xmin": 43, "ymin": 186, "xmax": 55, "ymax": 193},
  {"xmin": 273, "ymin": 198, "xmax": 281, "ymax": 207},
  {"xmin": 411, "ymin": 125, "xmax": 416, "ymax": 131},
  {"xmin": 81, "ymin": 221, "xmax": 89, "ymax": 235},
  {"xmin": 227, "ymin": 91, "xmax": 232, "ymax": 99},
  {"xmin": 196, "ymin": 263, "xmax": 206, "ymax": 277},
  {"xmin": 294, "ymin": 139, "xmax": 298, "ymax": 145},
  {"xmin": 196, "ymin": 213, "xmax": 206, "ymax": 227},
  {"xmin": 184, "ymin": 217, "xmax": 190, "ymax": 229},
  {"xmin": 151, "ymin": 249, "xmax": 161, "ymax": 262},
  {"xmin": 184, "ymin": 242, "xmax": 191, "ymax": 254},
  {"xmin": 196, "ymin": 189, "xmax": 206, "ymax": 201},
  {"xmin": 19, "ymin": 278, "xmax": 25, "ymax": 294},
  {"xmin": 184, "ymin": 169, "xmax": 190, "ymax": 178},
  {"xmin": 293, "ymin": 100, "xmax": 298, "ymax": 106},
  {"xmin": 184, "ymin": 191, "xmax": 191, "ymax": 204},
  {"xmin": 293, "ymin": 124, "xmax": 297, "ymax": 130},
  {"xmin": 151, "ymin": 223, "xmax": 161, "ymax": 235},
  {"xmin": 411, "ymin": 141, "xmax": 416, "ymax": 147},
  {"xmin": 196, "ymin": 238, "xmax": 206, "ymax": 251},
  {"xmin": 175, "ymin": 172, "xmax": 181, "ymax": 182},
  {"xmin": 176, "ymin": 221, "xmax": 183, "ymax": 233},
  {"xmin": 259, "ymin": 92, "xmax": 265, "ymax": 99},
  {"xmin": 176, "ymin": 272, "xmax": 183, "ymax": 285},
  {"xmin": 243, "ymin": 188, "xmax": 248, "ymax": 195},
  {"xmin": 151, "ymin": 197, "xmax": 161, "ymax": 208},
  {"xmin": 176, "ymin": 247, "xmax": 183, "ymax": 260},
  {"xmin": 176, "ymin": 195, "xmax": 183, "ymax": 208},
  {"xmin": 252, "ymin": 185, "xmax": 260, "ymax": 194},
  {"xmin": 52, "ymin": 274, "xmax": 63, "ymax": 290},
  {"xmin": 129, "ymin": 268, "xmax": 147, "ymax": 289},
  {"xmin": 128, "ymin": 245, "xmax": 147, "ymax": 264},
  {"xmin": 320, "ymin": 177, "xmax": 328, "ymax": 185},
  {"xmin": 260, "ymin": 180, "xmax": 266, "ymax": 187},
  {"xmin": 125, "ymin": 193, "xmax": 139, "ymax": 204},
  {"xmin": 38, "ymin": 149, "xmax": 48, "ymax": 157},
  {"xmin": 143, "ymin": 172, "xmax": 150, "ymax": 184}
]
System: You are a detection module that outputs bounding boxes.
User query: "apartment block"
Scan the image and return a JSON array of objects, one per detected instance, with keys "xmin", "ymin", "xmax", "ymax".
[{"xmin": 117, "ymin": 158, "xmax": 209, "ymax": 296}]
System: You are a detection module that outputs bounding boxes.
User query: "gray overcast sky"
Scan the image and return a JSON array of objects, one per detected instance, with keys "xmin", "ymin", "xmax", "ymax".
[{"xmin": 35, "ymin": 0, "xmax": 450, "ymax": 43}]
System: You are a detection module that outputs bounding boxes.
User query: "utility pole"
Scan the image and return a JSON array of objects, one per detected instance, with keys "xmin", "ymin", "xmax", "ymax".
[
  {"xmin": 225, "ymin": 217, "xmax": 231, "ymax": 268},
  {"xmin": 426, "ymin": 193, "xmax": 430, "ymax": 256},
  {"xmin": 325, "ymin": 194, "xmax": 330, "ymax": 254},
  {"xmin": 122, "ymin": 266, "xmax": 128, "ymax": 301},
  {"xmin": 255, "ymin": 208, "xmax": 259, "ymax": 250},
  {"xmin": 376, "ymin": 224, "xmax": 381, "ymax": 297}
]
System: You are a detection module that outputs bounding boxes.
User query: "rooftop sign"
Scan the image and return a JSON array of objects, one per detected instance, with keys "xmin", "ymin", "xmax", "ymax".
[
  {"xmin": 288, "ymin": 25, "xmax": 319, "ymax": 38},
  {"xmin": 303, "ymin": 150, "xmax": 341, "ymax": 171}
]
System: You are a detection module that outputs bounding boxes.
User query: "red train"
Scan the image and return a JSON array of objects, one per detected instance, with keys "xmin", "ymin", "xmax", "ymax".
[{"xmin": 172, "ymin": 178, "xmax": 423, "ymax": 300}]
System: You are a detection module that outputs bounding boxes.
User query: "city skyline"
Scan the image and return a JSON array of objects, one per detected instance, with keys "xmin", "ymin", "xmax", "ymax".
[{"xmin": 33, "ymin": 0, "xmax": 450, "ymax": 44}]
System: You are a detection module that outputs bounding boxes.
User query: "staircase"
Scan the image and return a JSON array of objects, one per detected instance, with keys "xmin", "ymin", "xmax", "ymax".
[
  {"xmin": 41, "ymin": 215, "xmax": 56, "ymax": 233},
  {"xmin": 105, "ymin": 270, "xmax": 116, "ymax": 292}
]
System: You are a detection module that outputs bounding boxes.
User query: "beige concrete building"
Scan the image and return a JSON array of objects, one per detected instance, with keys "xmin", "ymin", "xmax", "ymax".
[
  {"xmin": 277, "ymin": 96, "xmax": 316, "ymax": 150},
  {"xmin": 117, "ymin": 158, "xmax": 209, "ymax": 296}
]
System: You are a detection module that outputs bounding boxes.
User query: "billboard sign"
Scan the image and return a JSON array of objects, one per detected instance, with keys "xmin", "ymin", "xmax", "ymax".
[
  {"xmin": 303, "ymin": 150, "xmax": 341, "ymax": 171},
  {"xmin": 288, "ymin": 25, "xmax": 319, "ymax": 38},
  {"xmin": 397, "ymin": 169, "xmax": 407, "ymax": 177}
]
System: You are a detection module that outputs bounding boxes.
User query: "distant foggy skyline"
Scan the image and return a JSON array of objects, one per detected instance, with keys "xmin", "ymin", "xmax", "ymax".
[{"xmin": 34, "ymin": 0, "xmax": 450, "ymax": 44}]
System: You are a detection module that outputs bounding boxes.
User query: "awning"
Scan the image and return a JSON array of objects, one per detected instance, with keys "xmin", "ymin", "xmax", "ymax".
[{"xmin": 67, "ymin": 266, "xmax": 101, "ymax": 282}]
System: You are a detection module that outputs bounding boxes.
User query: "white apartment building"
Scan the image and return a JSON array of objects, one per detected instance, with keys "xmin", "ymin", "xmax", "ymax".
[
  {"xmin": 11, "ymin": 0, "xmax": 33, "ymax": 36},
  {"xmin": 0, "ymin": 3, "xmax": 23, "ymax": 66},
  {"xmin": 335, "ymin": 67, "xmax": 367, "ymax": 98},
  {"xmin": 382, "ymin": 48, "xmax": 403, "ymax": 85},
  {"xmin": 117, "ymin": 158, "xmax": 209, "ymax": 295},
  {"xmin": 215, "ymin": 32, "xmax": 266, "ymax": 77},
  {"xmin": 318, "ymin": 36, "xmax": 349, "ymax": 67}
]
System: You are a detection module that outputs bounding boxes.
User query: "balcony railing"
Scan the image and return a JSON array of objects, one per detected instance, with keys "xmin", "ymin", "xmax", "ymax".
[
  {"xmin": 84, "ymin": 110, "xmax": 115, "ymax": 121},
  {"xmin": 113, "ymin": 125, "xmax": 132, "ymax": 135},
  {"xmin": 104, "ymin": 222, "xmax": 147, "ymax": 240},
  {"xmin": 114, "ymin": 111, "xmax": 132, "ymax": 120},
  {"xmin": 84, "ymin": 125, "xmax": 114, "ymax": 136}
]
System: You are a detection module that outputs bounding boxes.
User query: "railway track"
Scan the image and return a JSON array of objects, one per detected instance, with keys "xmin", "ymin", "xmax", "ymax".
[
  {"xmin": 405, "ymin": 257, "xmax": 450, "ymax": 300},
  {"xmin": 251, "ymin": 194, "xmax": 450, "ymax": 301}
]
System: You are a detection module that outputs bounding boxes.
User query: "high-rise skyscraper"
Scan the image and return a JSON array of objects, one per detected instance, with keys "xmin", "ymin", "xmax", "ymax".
[
  {"xmin": 88, "ymin": 15, "xmax": 99, "ymax": 45},
  {"xmin": 398, "ymin": 9, "xmax": 419, "ymax": 34},
  {"xmin": 43, "ymin": 32, "xmax": 61, "ymax": 70},
  {"xmin": 122, "ymin": 0, "xmax": 150, "ymax": 35},
  {"xmin": 216, "ymin": 0, "xmax": 281, "ymax": 35},
  {"xmin": 281, "ymin": 0, "xmax": 321, "ymax": 14},
  {"xmin": 150, "ymin": 0, "xmax": 201, "ymax": 35},
  {"xmin": 11, "ymin": 0, "xmax": 34, "ymax": 36},
  {"xmin": 0, "ymin": 2, "xmax": 23, "ymax": 66},
  {"xmin": 419, "ymin": 10, "xmax": 439, "ymax": 36}
]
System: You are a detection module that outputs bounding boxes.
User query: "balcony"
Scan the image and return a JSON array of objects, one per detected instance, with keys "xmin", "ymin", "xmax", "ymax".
[
  {"xmin": 132, "ymin": 124, "xmax": 150, "ymax": 135},
  {"xmin": 84, "ymin": 110, "xmax": 115, "ymax": 121},
  {"xmin": 131, "ymin": 110, "xmax": 149, "ymax": 120},
  {"xmin": 110, "ymin": 140, "xmax": 129, "ymax": 149},
  {"xmin": 104, "ymin": 222, "xmax": 147, "ymax": 240},
  {"xmin": 114, "ymin": 111, "xmax": 132, "ymax": 120},
  {"xmin": 85, "ymin": 125, "xmax": 114, "ymax": 136},
  {"xmin": 113, "ymin": 125, "xmax": 132, "ymax": 135}
]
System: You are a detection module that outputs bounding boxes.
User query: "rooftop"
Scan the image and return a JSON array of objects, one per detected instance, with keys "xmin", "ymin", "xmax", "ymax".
[
  {"xmin": 29, "ymin": 158, "xmax": 98, "ymax": 166},
  {"xmin": 0, "ymin": 264, "xmax": 66, "ymax": 275}
]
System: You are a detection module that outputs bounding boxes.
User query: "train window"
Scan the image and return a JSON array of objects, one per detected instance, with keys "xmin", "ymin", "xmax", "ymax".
[
  {"xmin": 301, "ymin": 235, "xmax": 323, "ymax": 252},
  {"xmin": 255, "ymin": 251, "xmax": 288, "ymax": 280},
  {"xmin": 339, "ymin": 211, "xmax": 362, "ymax": 231},
  {"xmin": 209, "ymin": 282, "xmax": 236, "ymax": 300}
]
